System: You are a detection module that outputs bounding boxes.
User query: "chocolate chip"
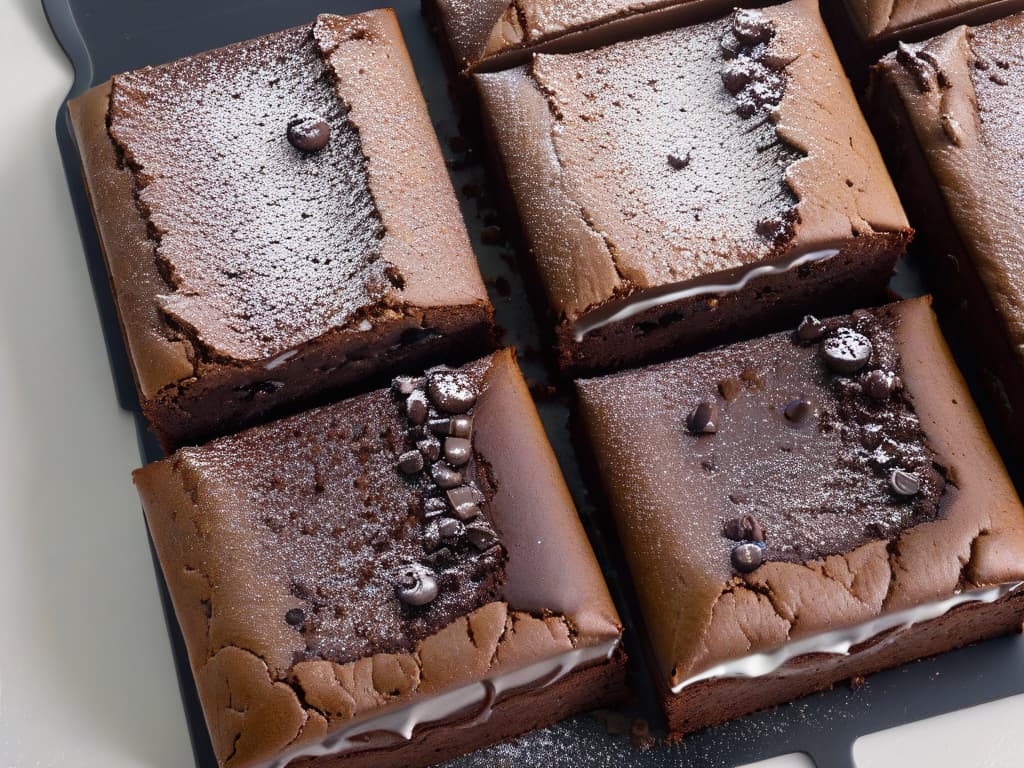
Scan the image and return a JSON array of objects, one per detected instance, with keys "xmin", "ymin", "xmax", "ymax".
[
  {"xmin": 667, "ymin": 152, "xmax": 691, "ymax": 170},
  {"xmin": 287, "ymin": 114, "xmax": 330, "ymax": 152},
  {"xmin": 732, "ymin": 9, "xmax": 774, "ymax": 44},
  {"xmin": 447, "ymin": 485, "xmax": 483, "ymax": 508},
  {"xmin": 396, "ymin": 565, "xmax": 439, "ymax": 606},
  {"xmin": 427, "ymin": 372, "xmax": 476, "ymax": 413},
  {"xmin": 285, "ymin": 608, "xmax": 306, "ymax": 627},
  {"xmin": 436, "ymin": 517, "xmax": 465, "ymax": 540},
  {"xmin": 423, "ymin": 497, "xmax": 447, "ymax": 519},
  {"xmin": 721, "ymin": 61, "xmax": 753, "ymax": 94},
  {"xmin": 784, "ymin": 398, "xmax": 815, "ymax": 424},
  {"xmin": 796, "ymin": 314, "xmax": 826, "ymax": 343},
  {"xmin": 429, "ymin": 417, "xmax": 453, "ymax": 436},
  {"xmin": 687, "ymin": 401, "xmax": 720, "ymax": 434},
  {"xmin": 731, "ymin": 541, "xmax": 767, "ymax": 573},
  {"xmin": 450, "ymin": 415, "xmax": 473, "ymax": 439},
  {"xmin": 444, "ymin": 437, "xmax": 472, "ymax": 466},
  {"xmin": 417, "ymin": 436, "xmax": 441, "ymax": 462},
  {"xmin": 723, "ymin": 514, "xmax": 765, "ymax": 543},
  {"xmin": 398, "ymin": 450, "xmax": 424, "ymax": 474},
  {"xmin": 465, "ymin": 521, "xmax": 499, "ymax": 551},
  {"xmin": 406, "ymin": 391, "xmax": 429, "ymax": 425},
  {"xmin": 431, "ymin": 463, "xmax": 462, "ymax": 489},
  {"xmin": 822, "ymin": 328, "xmax": 873, "ymax": 374},
  {"xmin": 862, "ymin": 369, "xmax": 902, "ymax": 401},
  {"xmin": 393, "ymin": 375, "xmax": 424, "ymax": 396},
  {"xmin": 451, "ymin": 502, "xmax": 481, "ymax": 522},
  {"xmin": 889, "ymin": 468, "xmax": 921, "ymax": 497},
  {"xmin": 718, "ymin": 377, "xmax": 743, "ymax": 401}
]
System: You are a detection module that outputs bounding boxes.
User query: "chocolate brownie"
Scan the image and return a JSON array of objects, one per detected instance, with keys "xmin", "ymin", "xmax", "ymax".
[
  {"xmin": 425, "ymin": 0, "xmax": 760, "ymax": 73},
  {"xmin": 135, "ymin": 349, "xmax": 625, "ymax": 768},
  {"xmin": 822, "ymin": 0, "xmax": 1024, "ymax": 87},
  {"xmin": 476, "ymin": 0, "xmax": 912, "ymax": 375},
  {"xmin": 576, "ymin": 297, "xmax": 1024, "ymax": 737},
  {"xmin": 67, "ymin": 10, "xmax": 493, "ymax": 452},
  {"xmin": 869, "ymin": 13, "xmax": 1024, "ymax": 454}
]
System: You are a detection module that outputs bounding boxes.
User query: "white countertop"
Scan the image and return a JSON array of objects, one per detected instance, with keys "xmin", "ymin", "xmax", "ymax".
[{"xmin": 0, "ymin": 0, "xmax": 1020, "ymax": 766}]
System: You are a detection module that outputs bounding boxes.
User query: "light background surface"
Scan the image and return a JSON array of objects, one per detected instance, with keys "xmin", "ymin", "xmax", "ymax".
[{"xmin": 0, "ymin": 0, "xmax": 1020, "ymax": 766}]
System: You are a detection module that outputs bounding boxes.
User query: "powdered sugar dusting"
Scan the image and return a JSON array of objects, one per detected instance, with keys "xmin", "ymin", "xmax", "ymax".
[{"xmin": 109, "ymin": 26, "xmax": 392, "ymax": 362}]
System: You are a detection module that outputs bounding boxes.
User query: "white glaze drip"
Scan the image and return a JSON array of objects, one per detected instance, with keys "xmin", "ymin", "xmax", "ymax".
[
  {"xmin": 671, "ymin": 581, "xmax": 1023, "ymax": 694},
  {"xmin": 263, "ymin": 637, "xmax": 619, "ymax": 768},
  {"xmin": 572, "ymin": 248, "xmax": 841, "ymax": 342}
]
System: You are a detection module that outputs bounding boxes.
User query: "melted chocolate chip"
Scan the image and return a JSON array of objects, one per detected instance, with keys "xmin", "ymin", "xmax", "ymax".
[
  {"xmin": 822, "ymin": 328, "xmax": 873, "ymax": 374},
  {"xmin": 796, "ymin": 314, "xmax": 826, "ymax": 343},
  {"xmin": 731, "ymin": 541, "xmax": 767, "ymax": 573},
  {"xmin": 395, "ymin": 565, "xmax": 439, "ymax": 606},
  {"xmin": 862, "ymin": 369, "xmax": 902, "ymax": 401},
  {"xmin": 285, "ymin": 607, "xmax": 306, "ymax": 627},
  {"xmin": 427, "ymin": 372, "xmax": 476, "ymax": 413},
  {"xmin": 783, "ymin": 398, "xmax": 815, "ymax": 424},
  {"xmin": 431, "ymin": 463, "xmax": 462, "ymax": 489},
  {"xmin": 889, "ymin": 469, "xmax": 921, "ymax": 497},
  {"xmin": 287, "ymin": 113, "xmax": 331, "ymax": 152},
  {"xmin": 444, "ymin": 437, "xmax": 472, "ymax": 466},
  {"xmin": 687, "ymin": 401, "xmax": 720, "ymax": 434},
  {"xmin": 723, "ymin": 514, "xmax": 765, "ymax": 543},
  {"xmin": 398, "ymin": 450, "xmax": 424, "ymax": 474},
  {"xmin": 405, "ymin": 391, "xmax": 429, "ymax": 426}
]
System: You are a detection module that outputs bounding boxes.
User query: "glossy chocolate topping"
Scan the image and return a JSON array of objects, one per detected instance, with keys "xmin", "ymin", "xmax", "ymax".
[
  {"xmin": 844, "ymin": 0, "xmax": 1024, "ymax": 41},
  {"xmin": 108, "ymin": 26, "xmax": 388, "ymax": 363},
  {"xmin": 876, "ymin": 14, "xmax": 1024, "ymax": 377}
]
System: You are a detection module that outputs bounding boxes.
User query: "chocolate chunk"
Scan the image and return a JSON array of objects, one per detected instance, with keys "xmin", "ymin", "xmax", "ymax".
[
  {"xmin": 392, "ymin": 375, "xmax": 425, "ymax": 396},
  {"xmin": 427, "ymin": 372, "xmax": 476, "ymax": 413},
  {"xmin": 447, "ymin": 485, "xmax": 484, "ymax": 508},
  {"xmin": 731, "ymin": 541, "xmax": 766, "ymax": 573},
  {"xmin": 417, "ymin": 436, "xmax": 441, "ymax": 462},
  {"xmin": 718, "ymin": 377, "xmax": 743, "ymax": 401},
  {"xmin": 822, "ymin": 328, "xmax": 873, "ymax": 374},
  {"xmin": 721, "ymin": 61, "xmax": 753, "ymax": 94},
  {"xmin": 862, "ymin": 369, "xmax": 902, "ymax": 401},
  {"xmin": 723, "ymin": 514, "xmax": 765, "ymax": 542},
  {"xmin": 783, "ymin": 398, "xmax": 815, "ymax": 424},
  {"xmin": 889, "ymin": 469, "xmax": 921, "ymax": 497},
  {"xmin": 287, "ymin": 113, "xmax": 331, "ymax": 152},
  {"xmin": 796, "ymin": 314, "xmax": 826, "ymax": 343},
  {"xmin": 285, "ymin": 607, "xmax": 305, "ymax": 627},
  {"xmin": 667, "ymin": 152, "xmax": 691, "ymax": 170},
  {"xmin": 429, "ymin": 417, "xmax": 453, "ymax": 436},
  {"xmin": 732, "ymin": 9, "xmax": 773, "ymax": 44},
  {"xmin": 406, "ymin": 391, "xmax": 429, "ymax": 426},
  {"xmin": 450, "ymin": 415, "xmax": 473, "ymax": 439},
  {"xmin": 395, "ymin": 565, "xmax": 439, "ymax": 606},
  {"xmin": 436, "ymin": 517, "xmax": 465, "ymax": 540},
  {"xmin": 398, "ymin": 450, "xmax": 424, "ymax": 474},
  {"xmin": 431, "ymin": 463, "xmax": 462, "ymax": 489},
  {"xmin": 444, "ymin": 437, "xmax": 472, "ymax": 466},
  {"xmin": 451, "ymin": 502, "xmax": 481, "ymax": 522},
  {"xmin": 687, "ymin": 401, "xmax": 720, "ymax": 434},
  {"xmin": 465, "ymin": 521, "xmax": 499, "ymax": 551},
  {"xmin": 423, "ymin": 497, "xmax": 447, "ymax": 519}
]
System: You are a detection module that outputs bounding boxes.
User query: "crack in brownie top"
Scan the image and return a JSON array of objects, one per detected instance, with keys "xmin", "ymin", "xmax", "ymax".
[
  {"xmin": 108, "ymin": 25, "xmax": 392, "ymax": 363},
  {"xmin": 172, "ymin": 356, "xmax": 505, "ymax": 666},
  {"xmin": 582, "ymin": 304, "xmax": 951, "ymax": 573},
  {"xmin": 527, "ymin": 9, "xmax": 801, "ymax": 290}
]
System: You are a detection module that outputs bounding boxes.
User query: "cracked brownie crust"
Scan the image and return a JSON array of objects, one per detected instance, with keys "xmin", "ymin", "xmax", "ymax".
[
  {"xmin": 476, "ymin": 0, "xmax": 910, "ymax": 374},
  {"xmin": 135, "ymin": 349, "xmax": 624, "ymax": 768},
  {"xmin": 869, "ymin": 12, "xmax": 1024, "ymax": 452},
  {"xmin": 577, "ymin": 297, "xmax": 1024, "ymax": 735},
  {"xmin": 68, "ymin": 10, "xmax": 493, "ymax": 451}
]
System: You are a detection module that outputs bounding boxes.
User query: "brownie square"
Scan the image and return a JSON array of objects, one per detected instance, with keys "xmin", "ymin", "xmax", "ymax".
[
  {"xmin": 135, "ymin": 349, "xmax": 625, "ymax": 768},
  {"xmin": 822, "ymin": 0, "xmax": 1023, "ymax": 84},
  {"xmin": 68, "ymin": 10, "xmax": 493, "ymax": 451},
  {"xmin": 577, "ymin": 297, "xmax": 1024, "ymax": 736},
  {"xmin": 425, "ymin": 0, "xmax": 753, "ymax": 73},
  {"xmin": 477, "ymin": 0, "xmax": 912, "ymax": 375},
  {"xmin": 869, "ymin": 13, "xmax": 1024, "ymax": 454}
]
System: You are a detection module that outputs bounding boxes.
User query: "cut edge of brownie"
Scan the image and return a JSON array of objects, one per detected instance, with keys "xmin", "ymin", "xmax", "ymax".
[
  {"xmin": 135, "ymin": 349, "xmax": 624, "ymax": 768},
  {"xmin": 68, "ymin": 10, "xmax": 494, "ymax": 451}
]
